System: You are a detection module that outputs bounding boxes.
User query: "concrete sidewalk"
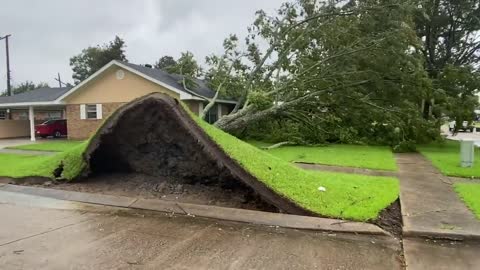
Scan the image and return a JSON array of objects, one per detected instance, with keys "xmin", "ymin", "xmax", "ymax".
[
  {"xmin": 396, "ymin": 153, "xmax": 480, "ymax": 240},
  {"xmin": 0, "ymin": 148, "xmax": 56, "ymax": 155},
  {"xmin": 295, "ymin": 162, "xmax": 398, "ymax": 177}
]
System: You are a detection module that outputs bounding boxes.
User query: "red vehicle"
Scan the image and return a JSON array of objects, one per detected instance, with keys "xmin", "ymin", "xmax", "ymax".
[{"xmin": 35, "ymin": 119, "xmax": 67, "ymax": 138}]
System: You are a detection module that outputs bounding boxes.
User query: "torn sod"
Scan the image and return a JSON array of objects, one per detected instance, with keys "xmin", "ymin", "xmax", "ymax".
[{"xmin": 1, "ymin": 93, "xmax": 399, "ymax": 221}]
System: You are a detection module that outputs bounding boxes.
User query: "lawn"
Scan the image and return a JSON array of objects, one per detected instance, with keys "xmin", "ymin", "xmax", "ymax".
[
  {"xmin": 0, "ymin": 101, "xmax": 400, "ymax": 221},
  {"xmin": 247, "ymin": 141, "xmax": 397, "ymax": 171},
  {"xmin": 454, "ymin": 183, "xmax": 480, "ymax": 219},
  {"xmin": 0, "ymin": 141, "xmax": 88, "ymax": 180},
  {"xmin": 418, "ymin": 140, "xmax": 480, "ymax": 178},
  {"xmin": 7, "ymin": 140, "xmax": 84, "ymax": 152}
]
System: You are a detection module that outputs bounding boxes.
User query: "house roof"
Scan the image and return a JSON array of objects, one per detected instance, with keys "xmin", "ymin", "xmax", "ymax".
[
  {"xmin": 58, "ymin": 60, "xmax": 237, "ymax": 104},
  {"xmin": 0, "ymin": 87, "xmax": 71, "ymax": 105},
  {"xmin": 0, "ymin": 60, "xmax": 237, "ymax": 108},
  {"xmin": 121, "ymin": 62, "xmax": 234, "ymax": 101}
]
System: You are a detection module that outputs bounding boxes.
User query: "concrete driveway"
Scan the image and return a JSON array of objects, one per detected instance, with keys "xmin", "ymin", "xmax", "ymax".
[
  {"xmin": 447, "ymin": 131, "xmax": 480, "ymax": 146},
  {"xmin": 0, "ymin": 138, "xmax": 35, "ymax": 149}
]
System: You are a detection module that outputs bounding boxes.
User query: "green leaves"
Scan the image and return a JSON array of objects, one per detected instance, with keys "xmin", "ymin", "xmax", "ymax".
[{"xmin": 70, "ymin": 36, "xmax": 127, "ymax": 84}]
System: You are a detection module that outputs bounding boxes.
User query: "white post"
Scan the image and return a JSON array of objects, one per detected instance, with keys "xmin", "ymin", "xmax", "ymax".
[
  {"xmin": 460, "ymin": 139, "xmax": 474, "ymax": 167},
  {"xmin": 29, "ymin": 106, "xmax": 35, "ymax": 141}
]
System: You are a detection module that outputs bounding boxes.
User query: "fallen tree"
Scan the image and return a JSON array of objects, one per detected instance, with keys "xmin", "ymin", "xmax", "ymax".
[{"xmin": 203, "ymin": 0, "xmax": 440, "ymax": 146}]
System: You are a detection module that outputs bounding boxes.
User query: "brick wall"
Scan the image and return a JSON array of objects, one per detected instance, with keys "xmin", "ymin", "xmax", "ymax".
[
  {"xmin": 66, "ymin": 103, "xmax": 125, "ymax": 140},
  {"xmin": 183, "ymin": 100, "xmax": 201, "ymax": 115}
]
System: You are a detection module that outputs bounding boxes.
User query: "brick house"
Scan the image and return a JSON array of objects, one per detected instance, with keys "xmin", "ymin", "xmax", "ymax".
[{"xmin": 0, "ymin": 60, "xmax": 237, "ymax": 140}]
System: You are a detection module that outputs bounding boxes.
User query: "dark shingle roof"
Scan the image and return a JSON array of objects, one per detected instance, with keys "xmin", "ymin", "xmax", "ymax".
[
  {"xmin": 0, "ymin": 87, "xmax": 71, "ymax": 104},
  {"xmin": 122, "ymin": 62, "xmax": 235, "ymax": 101}
]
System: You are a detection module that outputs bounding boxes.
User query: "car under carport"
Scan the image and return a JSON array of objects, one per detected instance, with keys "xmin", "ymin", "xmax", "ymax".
[{"xmin": 0, "ymin": 87, "xmax": 70, "ymax": 141}]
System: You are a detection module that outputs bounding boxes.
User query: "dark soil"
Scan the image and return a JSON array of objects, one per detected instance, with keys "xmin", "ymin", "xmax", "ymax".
[
  {"xmin": 374, "ymin": 199, "xmax": 402, "ymax": 237},
  {"xmin": 50, "ymin": 172, "xmax": 278, "ymax": 212},
  {"xmin": 79, "ymin": 94, "xmax": 314, "ymax": 215}
]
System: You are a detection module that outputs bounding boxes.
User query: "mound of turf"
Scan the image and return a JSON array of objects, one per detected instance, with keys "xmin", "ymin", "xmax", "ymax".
[
  {"xmin": 193, "ymin": 113, "xmax": 399, "ymax": 221},
  {"xmin": 1, "ymin": 94, "xmax": 399, "ymax": 221}
]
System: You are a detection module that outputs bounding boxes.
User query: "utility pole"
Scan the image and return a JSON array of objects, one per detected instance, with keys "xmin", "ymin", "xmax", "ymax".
[
  {"xmin": 54, "ymin": 72, "xmax": 64, "ymax": 87},
  {"xmin": 0, "ymin": 34, "xmax": 11, "ymax": 96}
]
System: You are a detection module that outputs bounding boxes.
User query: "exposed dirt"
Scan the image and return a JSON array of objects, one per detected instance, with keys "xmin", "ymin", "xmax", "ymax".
[
  {"xmin": 50, "ymin": 172, "xmax": 278, "ymax": 212},
  {"xmin": 79, "ymin": 93, "xmax": 314, "ymax": 215},
  {"xmin": 374, "ymin": 199, "xmax": 402, "ymax": 237}
]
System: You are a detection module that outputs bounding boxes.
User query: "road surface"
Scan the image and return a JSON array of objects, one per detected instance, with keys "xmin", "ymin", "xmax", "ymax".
[{"xmin": 0, "ymin": 190, "xmax": 403, "ymax": 270}]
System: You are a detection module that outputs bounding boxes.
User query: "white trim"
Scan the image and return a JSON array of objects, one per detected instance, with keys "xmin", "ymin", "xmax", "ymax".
[
  {"xmin": 80, "ymin": 104, "xmax": 86, "ymax": 120},
  {"xmin": 114, "ymin": 62, "xmax": 196, "ymax": 100},
  {"xmin": 198, "ymin": 102, "xmax": 204, "ymax": 115},
  {"xmin": 96, "ymin": 104, "xmax": 103, "ymax": 119},
  {"xmin": 217, "ymin": 103, "xmax": 222, "ymax": 117},
  {"xmin": 215, "ymin": 99, "xmax": 237, "ymax": 104},
  {"xmin": 0, "ymin": 101, "xmax": 64, "ymax": 108},
  {"xmin": 29, "ymin": 106, "xmax": 35, "ymax": 142},
  {"xmin": 182, "ymin": 97, "xmax": 237, "ymax": 104},
  {"xmin": 56, "ymin": 61, "xmax": 119, "ymax": 102}
]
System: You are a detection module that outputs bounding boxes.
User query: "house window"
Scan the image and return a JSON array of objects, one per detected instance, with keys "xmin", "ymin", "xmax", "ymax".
[
  {"xmin": 206, "ymin": 104, "xmax": 218, "ymax": 124},
  {"xmin": 0, "ymin": 110, "xmax": 5, "ymax": 120},
  {"xmin": 80, "ymin": 104, "xmax": 102, "ymax": 120},
  {"xmin": 86, "ymin": 104, "xmax": 97, "ymax": 119},
  {"xmin": 47, "ymin": 111, "xmax": 62, "ymax": 120},
  {"xmin": 18, "ymin": 111, "xmax": 28, "ymax": 120}
]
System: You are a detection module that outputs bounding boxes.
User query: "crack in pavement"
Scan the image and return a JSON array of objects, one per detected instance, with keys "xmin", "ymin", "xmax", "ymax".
[{"xmin": 0, "ymin": 218, "xmax": 92, "ymax": 247}]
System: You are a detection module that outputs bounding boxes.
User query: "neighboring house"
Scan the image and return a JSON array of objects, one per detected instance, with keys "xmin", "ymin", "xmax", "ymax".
[{"xmin": 0, "ymin": 60, "xmax": 237, "ymax": 140}]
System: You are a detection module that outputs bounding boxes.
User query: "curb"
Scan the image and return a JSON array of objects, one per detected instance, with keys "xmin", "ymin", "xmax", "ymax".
[
  {"xmin": 0, "ymin": 184, "xmax": 389, "ymax": 236},
  {"xmin": 403, "ymin": 228, "xmax": 480, "ymax": 241}
]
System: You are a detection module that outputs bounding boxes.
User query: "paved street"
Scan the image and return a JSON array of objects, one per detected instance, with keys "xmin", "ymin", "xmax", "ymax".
[{"xmin": 0, "ymin": 190, "xmax": 403, "ymax": 270}]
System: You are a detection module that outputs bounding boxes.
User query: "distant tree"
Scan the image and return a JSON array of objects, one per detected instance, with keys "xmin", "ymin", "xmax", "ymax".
[
  {"xmin": 1, "ymin": 81, "xmax": 49, "ymax": 96},
  {"xmin": 154, "ymin": 56, "xmax": 177, "ymax": 70},
  {"xmin": 70, "ymin": 36, "xmax": 127, "ymax": 84},
  {"xmin": 414, "ymin": 0, "xmax": 480, "ymax": 124},
  {"xmin": 167, "ymin": 51, "xmax": 202, "ymax": 90}
]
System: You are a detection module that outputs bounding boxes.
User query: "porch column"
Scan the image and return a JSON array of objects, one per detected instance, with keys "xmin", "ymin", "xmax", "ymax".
[{"xmin": 29, "ymin": 106, "xmax": 35, "ymax": 141}]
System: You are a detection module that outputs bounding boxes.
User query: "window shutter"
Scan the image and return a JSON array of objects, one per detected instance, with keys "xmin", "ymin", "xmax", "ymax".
[
  {"xmin": 80, "ymin": 104, "xmax": 86, "ymax": 120},
  {"xmin": 96, "ymin": 104, "xmax": 103, "ymax": 119}
]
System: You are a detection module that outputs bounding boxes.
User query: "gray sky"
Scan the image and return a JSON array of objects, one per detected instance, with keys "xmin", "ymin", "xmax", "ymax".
[{"xmin": 0, "ymin": 0, "xmax": 282, "ymax": 92}]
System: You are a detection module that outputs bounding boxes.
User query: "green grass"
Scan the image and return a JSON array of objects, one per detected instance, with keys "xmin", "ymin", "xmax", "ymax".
[
  {"xmin": 193, "ymin": 116, "xmax": 399, "ymax": 221},
  {"xmin": 418, "ymin": 140, "xmax": 480, "ymax": 178},
  {"xmin": 247, "ymin": 141, "xmax": 397, "ymax": 171},
  {"xmin": 454, "ymin": 183, "xmax": 480, "ymax": 219},
  {"xmin": 0, "ymin": 141, "xmax": 88, "ymax": 179},
  {"xmin": 7, "ymin": 140, "xmax": 84, "ymax": 152}
]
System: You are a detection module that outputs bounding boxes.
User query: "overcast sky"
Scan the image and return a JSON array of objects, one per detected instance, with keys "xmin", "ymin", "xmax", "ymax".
[{"xmin": 0, "ymin": 0, "xmax": 282, "ymax": 92}]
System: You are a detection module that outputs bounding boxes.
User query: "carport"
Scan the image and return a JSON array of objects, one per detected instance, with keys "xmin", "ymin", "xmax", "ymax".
[{"xmin": 0, "ymin": 87, "xmax": 70, "ymax": 141}]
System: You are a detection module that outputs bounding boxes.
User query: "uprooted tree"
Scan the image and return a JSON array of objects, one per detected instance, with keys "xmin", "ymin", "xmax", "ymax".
[
  {"xmin": 185, "ymin": 0, "xmax": 476, "ymax": 148},
  {"xmin": 200, "ymin": 0, "xmax": 435, "ymax": 149}
]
